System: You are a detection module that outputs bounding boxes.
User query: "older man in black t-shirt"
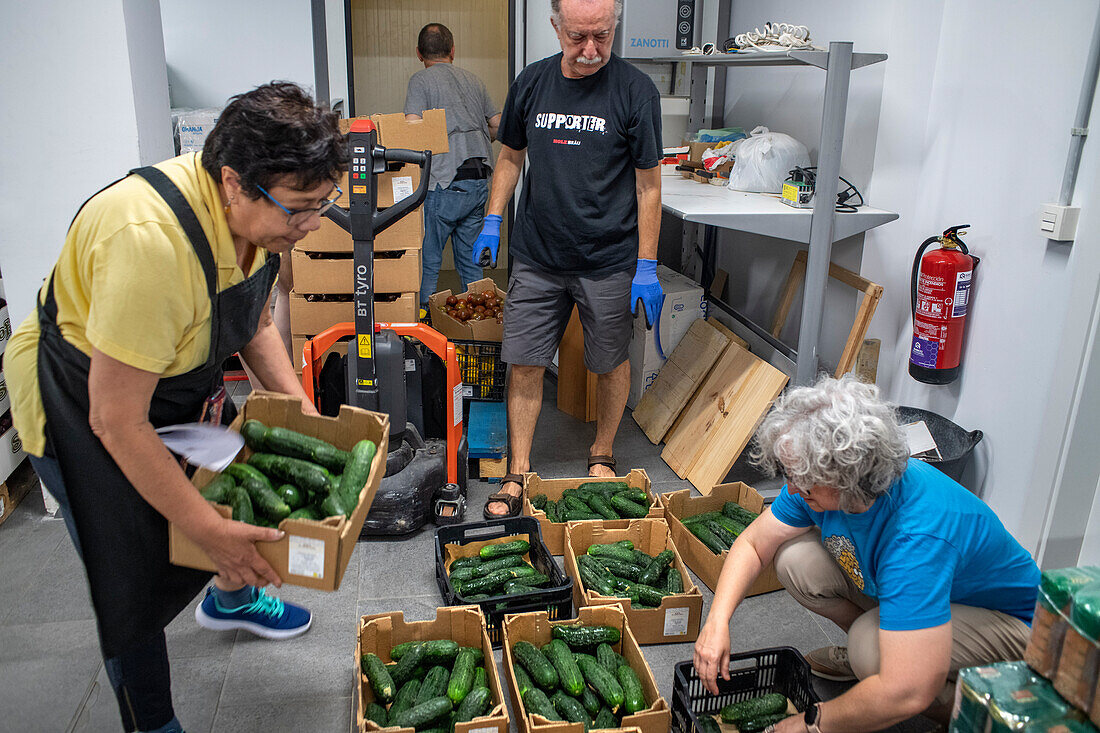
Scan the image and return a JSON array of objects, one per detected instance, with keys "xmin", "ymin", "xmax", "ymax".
[{"xmin": 476, "ymin": 0, "xmax": 664, "ymax": 519}]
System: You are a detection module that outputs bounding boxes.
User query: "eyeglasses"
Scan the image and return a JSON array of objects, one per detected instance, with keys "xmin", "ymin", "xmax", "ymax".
[{"xmin": 256, "ymin": 184, "xmax": 342, "ymax": 227}]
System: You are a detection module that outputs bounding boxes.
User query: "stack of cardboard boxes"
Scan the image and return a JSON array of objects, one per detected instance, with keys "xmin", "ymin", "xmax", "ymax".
[
  {"xmin": 289, "ymin": 110, "xmax": 449, "ymax": 374},
  {"xmin": 0, "ymin": 272, "xmax": 31, "ymax": 527}
]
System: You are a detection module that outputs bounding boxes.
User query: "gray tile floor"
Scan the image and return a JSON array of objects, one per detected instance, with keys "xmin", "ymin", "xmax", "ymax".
[{"xmin": 0, "ymin": 374, "xmax": 937, "ymax": 732}]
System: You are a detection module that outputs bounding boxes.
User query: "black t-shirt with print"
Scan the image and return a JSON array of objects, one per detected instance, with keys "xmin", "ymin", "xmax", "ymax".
[{"xmin": 498, "ymin": 53, "xmax": 662, "ymax": 277}]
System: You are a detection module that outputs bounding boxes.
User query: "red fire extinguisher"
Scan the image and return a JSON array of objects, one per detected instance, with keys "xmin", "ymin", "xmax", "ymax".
[{"xmin": 909, "ymin": 224, "xmax": 979, "ymax": 385}]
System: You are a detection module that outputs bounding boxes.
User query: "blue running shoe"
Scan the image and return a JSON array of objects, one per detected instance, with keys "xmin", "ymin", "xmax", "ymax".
[{"xmin": 195, "ymin": 586, "xmax": 312, "ymax": 640}]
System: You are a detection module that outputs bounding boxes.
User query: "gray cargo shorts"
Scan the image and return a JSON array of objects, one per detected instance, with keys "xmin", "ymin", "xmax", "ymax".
[{"xmin": 501, "ymin": 259, "xmax": 632, "ymax": 374}]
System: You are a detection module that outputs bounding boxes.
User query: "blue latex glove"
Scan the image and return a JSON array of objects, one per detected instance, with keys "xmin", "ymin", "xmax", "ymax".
[
  {"xmin": 472, "ymin": 214, "xmax": 503, "ymax": 268},
  {"xmin": 631, "ymin": 258, "xmax": 665, "ymax": 358}
]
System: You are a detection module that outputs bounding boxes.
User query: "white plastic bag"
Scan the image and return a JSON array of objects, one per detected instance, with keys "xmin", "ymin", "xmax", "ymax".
[{"xmin": 727, "ymin": 126, "xmax": 810, "ymax": 193}]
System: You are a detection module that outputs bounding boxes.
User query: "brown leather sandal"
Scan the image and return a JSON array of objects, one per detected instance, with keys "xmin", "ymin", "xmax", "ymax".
[
  {"xmin": 587, "ymin": 455, "xmax": 617, "ymax": 475},
  {"xmin": 483, "ymin": 473, "xmax": 525, "ymax": 519}
]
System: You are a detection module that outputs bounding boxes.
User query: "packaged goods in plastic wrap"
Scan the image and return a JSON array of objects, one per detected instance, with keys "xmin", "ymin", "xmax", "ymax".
[
  {"xmin": 1054, "ymin": 581, "xmax": 1100, "ymax": 712},
  {"xmin": 1023, "ymin": 719, "xmax": 1100, "ymax": 731},
  {"xmin": 988, "ymin": 674, "xmax": 1077, "ymax": 732},
  {"xmin": 1027, "ymin": 568, "xmax": 1100, "ymax": 678},
  {"xmin": 951, "ymin": 662, "xmax": 1035, "ymax": 733}
]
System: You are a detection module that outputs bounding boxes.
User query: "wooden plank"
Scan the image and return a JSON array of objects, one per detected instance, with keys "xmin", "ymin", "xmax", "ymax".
[
  {"xmin": 706, "ymin": 316, "xmax": 749, "ymax": 350},
  {"xmin": 854, "ymin": 338, "xmax": 881, "ymax": 384},
  {"xmin": 662, "ymin": 339, "xmax": 788, "ymax": 491},
  {"xmin": 709, "ymin": 268, "xmax": 729, "ymax": 300},
  {"xmin": 632, "ymin": 319, "xmax": 729, "ymax": 444},
  {"xmin": 835, "ymin": 283, "xmax": 883, "ymax": 377},
  {"xmin": 770, "ymin": 252, "xmax": 807, "ymax": 338}
]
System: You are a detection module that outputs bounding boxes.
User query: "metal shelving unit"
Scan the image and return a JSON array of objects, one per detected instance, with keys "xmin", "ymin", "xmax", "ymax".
[{"xmin": 629, "ymin": 43, "xmax": 898, "ymax": 385}]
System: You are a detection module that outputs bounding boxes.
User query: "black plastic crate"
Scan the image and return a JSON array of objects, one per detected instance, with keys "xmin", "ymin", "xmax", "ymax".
[
  {"xmin": 454, "ymin": 340, "xmax": 506, "ymax": 402},
  {"xmin": 671, "ymin": 647, "xmax": 820, "ymax": 733},
  {"xmin": 434, "ymin": 517, "xmax": 572, "ymax": 647}
]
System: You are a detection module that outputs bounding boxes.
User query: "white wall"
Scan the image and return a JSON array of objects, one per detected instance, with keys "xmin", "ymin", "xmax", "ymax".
[
  {"xmin": 161, "ymin": 0, "xmax": 316, "ymax": 109},
  {"xmin": 709, "ymin": 0, "xmax": 1100, "ymax": 553},
  {"xmin": 0, "ymin": 0, "xmax": 172, "ymax": 327}
]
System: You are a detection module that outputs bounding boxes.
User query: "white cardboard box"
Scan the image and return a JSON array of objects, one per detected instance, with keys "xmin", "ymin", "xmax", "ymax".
[{"xmin": 627, "ymin": 266, "xmax": 705, "ymax": 408}]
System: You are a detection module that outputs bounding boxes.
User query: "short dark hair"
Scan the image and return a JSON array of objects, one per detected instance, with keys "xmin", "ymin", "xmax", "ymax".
[
  {"xmin": 417, "ymin": 23, "xmax": 454, "ymax": 60},
  {"xmin": 201, "ymin": 81, "xmax": 347, "ymax": 197}
]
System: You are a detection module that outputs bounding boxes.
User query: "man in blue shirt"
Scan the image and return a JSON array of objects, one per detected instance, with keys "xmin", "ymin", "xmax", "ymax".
[{"xmin": 694, "ymin": 376, "xmax": 1039, "ymax": 732}]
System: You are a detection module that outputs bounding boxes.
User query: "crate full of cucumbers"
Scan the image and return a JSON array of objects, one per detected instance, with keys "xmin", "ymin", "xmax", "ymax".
[{"xmin": 170, "ymin": 392, "xmax": 388, "ymax": 591}]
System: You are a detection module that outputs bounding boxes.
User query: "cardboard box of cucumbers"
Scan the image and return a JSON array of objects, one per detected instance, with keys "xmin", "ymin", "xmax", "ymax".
[
  {"xmin": 502, "ymin": 605, "xmax": 670, "ymax": 733},
  {"xmin": 523, "ymin": 469, "xmax": 662, "ymax": 555},
  {"xmin": 169, "ymin": 391, "xmax": 388, "ymax": 591},
  {"xmin": 659, "ymin": 482, "xmax": 782, "ymax": 597},
  {"xmin": 564, "ymin": 519, "xmax": 704, "ymax": 645},
  {"xmin": 356, "ymin": 605, "xmax": 509, "ymax": 733}
]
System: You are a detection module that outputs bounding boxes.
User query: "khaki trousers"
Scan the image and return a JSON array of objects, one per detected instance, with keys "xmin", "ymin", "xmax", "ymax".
[{"xmin": 774, "ymin": 531, "xmax": 1030, "ymax": 704}]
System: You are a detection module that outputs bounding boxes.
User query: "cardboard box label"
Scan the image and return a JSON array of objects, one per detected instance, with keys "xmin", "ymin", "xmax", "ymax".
[
  {"xmin": 392, "ymin": 176, "xmax": 414, "ymax": 202},
  {"xmin": 288, "ymin": 535, "xmax": 325, "ymax": 578},
  {"xmin": 663, "ymin": 607, "xmax": 689, "ymax": 636}
]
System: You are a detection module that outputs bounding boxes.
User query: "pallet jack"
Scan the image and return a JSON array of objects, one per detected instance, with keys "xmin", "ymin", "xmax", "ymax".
[{"xmin": 301, "ymin": 118, "xmax": 467, "ymax": 534}]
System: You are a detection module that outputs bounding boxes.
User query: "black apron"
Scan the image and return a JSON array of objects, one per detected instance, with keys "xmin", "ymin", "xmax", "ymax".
[{"xmin": 36, "ymin": 166, "xmax": 280, "ymax": 658}]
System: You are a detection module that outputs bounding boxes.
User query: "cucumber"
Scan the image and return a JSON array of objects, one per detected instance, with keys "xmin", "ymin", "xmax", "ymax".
[
  {"xmin": 720, "ymin": 692, "xmax": 788, "ymax": 725},
  {"xmin": 450, "ymin": 556, "xmax": 483, "ymax": 572},
  {"xmin": 390, "ymin": 642, "xmax": 426, "ymax": 685},
  {"xmin": 240, "ymin": 419, "xmax": 268, "ymax": 451},
  {"xmin": 631, "ymin": 548, "xmax": 656, "ymax": 566},
  {"xmin": 503, "ymin": 580, "xmax": 540, "ymax": 595},
  {"xmin": 263, "ymin": 425, "xmax": 351, "ymax": 473},
  {"xmin": 741, "ymin": 713, "xmax": 793, "ymax": 732},
  {"xmin": 723, "ymin": 501, "xmax": 759, "ymax": 527},
  {"xmin": 579, "ymin": 684, "xmax": 602, "ymax": 716},
  {"xmin": 473, "ymin": 554, "xmax": 526, "ymax": 575},
  {"xmin": 319, "ymin": 491, "xmax": 349, "ymax": 519},
  {"xmin": 583, "ymin": 493, "xmax": 620, "ymax": 521},
  {"xmin": 705, "ymin": 519, "xmax": 738, "ymax": 547},
  {"xmin": 454, "ymin": 685, "xmax": 492, "ymax": 723},
  {"xmin": 473, "ymin": 666, "xmax": 487, "ymax": 689},
  {"xmin": 596, "ymin": 643, "xmax": 626, "ymax": 674},
  {"xmin": 562, "ymin": 508, "xmax": 602, "ymax": 521},
  {"xmin": 417, "ymin": 665, "xmax": 450, "ymax": 705},
  {"xmin": 522, "ymin": 688, "xmax": 563, "ymax": 721},
  {"xmin": 561, "ymin": 494, "xmax": 590, "ymax": 514},
  {"xmin": 388, "ymin": 696, "xmax": 452, "ymax": 729},
  {"xmin": 552, "ymin": 623, "xmax": 621, "ymax": 649},
  {"xmin": 551, "ymin": 690, "xmax": 594, "ymax": 727},
  {"xmin": 248, "ymin": 452, "xmax": 335, "ymax": 496},
  {"xmin": 359, "ymin": 652, "xmax": 396, "ymax": 703},
  {"xmin": 575, "ymin": 654, "xmax": 624, "ymax": 712},
  {"xmin": 630, "ymin": 582, "xmax": 667, "ymax": 607},
  {"xmin": 593, "ymin": 706, "xmax": 618, "ymax": 729},
  {"xmin": 337, "ymin": 438, "xmax": 376, "ymax": 508},
  {"xmin": 459, "ymin": 565, "xmax": 538, "ymax": 597},
  {"xmin": 447, "ymin": 646, "xmax": 478, "ymax": 705},
  {"xmin": 389, "ymin": 641, "xmax": 418, "ymax": 659},
  {"xmin": 695, "ymin": 714, "xmax": 722, "ymax": 733},
  {"xmin": 421, "ymin": 639, "xmax": 461, "ymax": 665},
  {"xmin": 224, "ymin": 463, "xmax": 275, "ymax": 493},
  {"xmin": 615, "ymin": 487, "xmax": 649, "ymax": 504},
  {"xmin": 542, "ymin": 639, "xmax": 584, "ymax": 696},
  {"xmin": 609, "ymin": 494, "xmax": 649, "ymax": 519},
  {"xmin": 480, "ymin": 539, "xmax": 530, "ymax": 559},
  {"xmin": 587, "ymin": 542, "xmax": 638, "ymax": 564},
  {"xmin": 687, "ymin": 521, "xmax": 729, "ymax": 554},
  {"xmin": 363, "ymin": 701, "xmax": 387, "ymax": 727},
  {"xmin": 579, "ymin": 480, "xmax": 629, "ymax": 494},
  {"xmin": 389, "ymin": 678, "xmax": 420, "ymax": 718},
  {"xmin": 241, "ymin": 478, "xmax": 291, "ymax": 522},
  {"xmin": 286, "ymin": 505, "xmax": 320, "ymax": 521},
  {"xmin": 274, "ymin": 483, "xmax": 305, "ymax": 510},
  {"xmin": 516, "ymin": 572, "xmax": 552, "ymax": 587},
  {"xmin": 666, "ymin": 566, "xmax": 684, "ymax": 594},
  {"xmin": 710, "ymin": 513, "xmax": 747, "ymax": 537},
  {"xmin": 578, "ymin": 556, "xmax": 619, "ymax": 596},
  {"xmin": 530, "ymin": 493, "xmax": 548, "ymax": 510},
  {"xmin": 450, "ymin": 565, "xmax": 485, "ymax": 583},
  {"xmin": 512, "ymin": 661, "xmax": 535, "ymax": 699},
  {"xmin": 544, "ymin": 500, "xmax": 560, "ymax": 523},
  {"xmin": 616, "ymin": 665, "xmax": 645, "ymax": 714},
  {"xmin": 512, "ymin": 640, "xmax": 558, "ymax": 691},
  {"xmin": 595, "ymin": 557, "xmax": 645, "ymax": 582},
  {"xmin": 227, "ymin": 485, "xmax": 254, "ymax": 524},
  {"xmin": 638, "ymin": 549, "xmax": 675, "ymax": 587},
  {"xmin": 200, "ymin": 473, "xmax": 235, "ymax": 503}
]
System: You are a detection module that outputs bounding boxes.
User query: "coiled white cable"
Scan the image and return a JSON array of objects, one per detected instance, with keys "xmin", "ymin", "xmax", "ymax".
[{"xmin": 733, "ymin": 22, "xmax": 823, "ymax": 53}]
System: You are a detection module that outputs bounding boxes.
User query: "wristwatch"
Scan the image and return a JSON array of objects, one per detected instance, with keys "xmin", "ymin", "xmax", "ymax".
[{"xmin": 804, "ymin": 702, "xmax": 822, "ymax": 733}]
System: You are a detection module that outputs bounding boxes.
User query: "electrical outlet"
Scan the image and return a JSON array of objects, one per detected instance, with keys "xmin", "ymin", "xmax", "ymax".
[{"xmin": 1039, "ymin": 204, "xmax": 1081, "ymax": 241}]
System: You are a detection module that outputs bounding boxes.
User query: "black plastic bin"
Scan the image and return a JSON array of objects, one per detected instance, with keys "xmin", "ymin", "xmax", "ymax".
[
  {"xmin": 434, "ymin": 517, "xmax": 572, "ymax": 647},
  {"xmin": 897, "ymin": 406, "xmax": 983, "ymax": 483},
  {"xmin": 453, "ymin": 340, "xmax": 507, "ymax": 402},
  {"xmin": 672, "ymin": 647, "xmax": 820, "ymax": 733}
]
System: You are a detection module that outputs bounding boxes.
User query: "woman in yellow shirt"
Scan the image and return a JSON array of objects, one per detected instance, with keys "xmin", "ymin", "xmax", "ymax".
[{"xmin": 6, "ymin": 82, "xmax": 345, "ymax": 733}]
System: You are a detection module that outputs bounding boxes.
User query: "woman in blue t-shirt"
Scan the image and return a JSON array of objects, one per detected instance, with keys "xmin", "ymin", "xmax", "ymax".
[{"xmin": 693, "ymin": 376, "xmax": 1039, "ymax": 732}]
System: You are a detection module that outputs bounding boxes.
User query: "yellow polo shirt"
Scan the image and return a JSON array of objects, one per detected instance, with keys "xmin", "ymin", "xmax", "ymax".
[{"xmin": 7, "ymin": 153, "xmax": 269, "ymax": 457}]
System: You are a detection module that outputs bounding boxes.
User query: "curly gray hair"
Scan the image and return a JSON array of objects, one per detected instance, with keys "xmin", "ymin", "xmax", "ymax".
[
  {"xmin": 551, "ymin": 0, "xmax": 624, "ymax": 23},
  {"xmin": 750, "ymin": 375, "xmax": 909, "ymax": 512}
]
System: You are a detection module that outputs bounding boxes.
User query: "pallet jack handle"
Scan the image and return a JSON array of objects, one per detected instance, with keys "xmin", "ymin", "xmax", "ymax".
[
  {"xmin": 322, "ymin": 140, "xmax": 433, "ymax": 239},
  {"xmin": 301, "ymin": 322, "xmax": 462, "ymax": 487}
]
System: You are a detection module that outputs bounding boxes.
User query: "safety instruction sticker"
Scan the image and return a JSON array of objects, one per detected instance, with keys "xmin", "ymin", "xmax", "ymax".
[
  {"xmin": 287, "ymin": 535, "xmax": 325, "ymax": 579},
  {"xmin": 952, "ymin": 271, "xmax": 972, "ymax": 318},
  {"xmin": 663, "ymin": 606, "xmax": 690, "ymax": 637},
  {"xmin": 453, "ymin": 384, "xmax": 463, "ymax": 427},
  {"xmin": 358, "ymin": 334, "xmax": 372, "ymax": 358},
  {"xmin": 392, "ymin": 176, "xmax": 414, "ymax": 203}
]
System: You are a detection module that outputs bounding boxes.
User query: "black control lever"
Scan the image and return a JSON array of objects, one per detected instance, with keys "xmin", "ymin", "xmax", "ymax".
[{"xmin": 322, "ymin": 147, "xmax": 432, "ymax": 237}]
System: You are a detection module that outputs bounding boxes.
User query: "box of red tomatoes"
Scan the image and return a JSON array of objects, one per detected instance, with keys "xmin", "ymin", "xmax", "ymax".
[{"xmin": 428, "ymin": 277, "xmax": 506, "ymax": 342}]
